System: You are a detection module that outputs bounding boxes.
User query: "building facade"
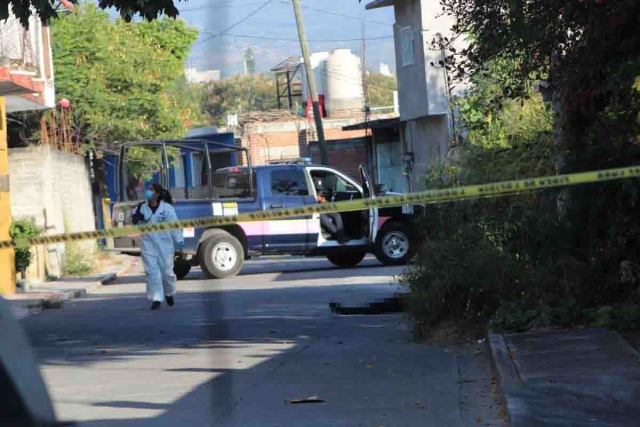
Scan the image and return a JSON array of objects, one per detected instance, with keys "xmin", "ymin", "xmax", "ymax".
[
  {"xmin": 0, "ymin": 13, "xmax": 56, "ymax": 113},
  {"xmin": 228, "ymin": 112, "xmax": 381, "ymax": 180},
  {"xmin": 185, "ymin": 68, "xmax": 221, "ymax": 84},
  {"xmin": 0, "ymin": 12, "xmax": 57, "ymax": 292},
  {"xmin": 365, "ymin": 0, "xmax": 466, "ymax": 192}
]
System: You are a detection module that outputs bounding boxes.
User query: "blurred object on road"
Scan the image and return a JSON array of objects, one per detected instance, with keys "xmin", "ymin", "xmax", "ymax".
[{"xmin": 0, "ymin": 296, "xmax": 72, "ymax": 426}]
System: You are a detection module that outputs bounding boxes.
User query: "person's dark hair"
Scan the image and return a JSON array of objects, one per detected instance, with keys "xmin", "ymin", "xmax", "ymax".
[{"xmin": 150, "ymin": 183, "xmax": 174, "ymax": 205}]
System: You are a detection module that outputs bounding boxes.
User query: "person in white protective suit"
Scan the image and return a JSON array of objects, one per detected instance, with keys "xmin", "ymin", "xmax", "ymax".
[{"xmin": 132, "ymin": 183, "xmax": 185, "ymax": 310}]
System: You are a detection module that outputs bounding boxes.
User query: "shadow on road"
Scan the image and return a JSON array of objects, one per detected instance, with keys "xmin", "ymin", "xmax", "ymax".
[{"xmin": 22, "ymin": 281, "xmax": 407, "ymax": 426}]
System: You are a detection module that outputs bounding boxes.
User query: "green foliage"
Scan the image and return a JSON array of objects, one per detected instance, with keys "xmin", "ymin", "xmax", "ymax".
[
  {"xmin": 366, "ymin": 72, "xmax": 397, "ymax": 108},
  {"xmin": 62, "ymin": 244, "xmax": 95, "ymax": 277},
  {"xmin": 440, "ymin": 0, "xmax": 638, "ymax": 99},
  {"xmin": 401, "ymin": 51, "xmax": 640, "ymax": 337},
  {"xmin": 492, "ymin": 303, "xmax": 640, "ymax": 333},
  {"xmin": 399, "ymin": 215, "xmax": 522, "ymax": 330},
  {"xmin": 4, "ymin": 0, "xmax": 180, "ymax": 28},
  {"xmin": 423, "ymin": 162, "xmax": 461, "ymax": 190},
  {"xmin": 205, "ymin": 74, "xmax": 279, "ymax": 125},
  {"xmin": 10, "ymin": 218, "xmax": 39, "ymax": 276},
  {"xmin": 51, "ymin": 4, "xmax": 201, "ymax": 144}
]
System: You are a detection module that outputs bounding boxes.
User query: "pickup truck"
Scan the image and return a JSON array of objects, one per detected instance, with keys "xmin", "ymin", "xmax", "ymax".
[{"xmin": 112, "ymin": 140, "xmax": 423, "ymax": 279}]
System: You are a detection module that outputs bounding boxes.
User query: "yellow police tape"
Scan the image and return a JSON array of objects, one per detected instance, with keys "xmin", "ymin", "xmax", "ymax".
[{"xmin": 2, "ymin": 165, "xmax": 640, "ymax": 250}]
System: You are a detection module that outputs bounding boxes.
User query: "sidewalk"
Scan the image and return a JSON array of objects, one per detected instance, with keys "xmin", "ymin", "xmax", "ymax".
[
  {"xmin": 489, "ymin": 328, "xmax": 640, "ymax": 426},
  {"xmin": 4, "ymin": 254, "xmax": 137, "ymax": 319}
]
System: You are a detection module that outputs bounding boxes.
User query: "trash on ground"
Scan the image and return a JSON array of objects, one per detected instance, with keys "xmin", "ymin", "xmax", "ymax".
[{"xmin": 285, "ymin": 396, "xmax": 325, "ymax": 405}]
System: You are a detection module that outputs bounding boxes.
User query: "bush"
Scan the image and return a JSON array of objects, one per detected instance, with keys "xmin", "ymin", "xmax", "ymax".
[
  {"xmin": 399, "ymin": 59, "xmax": 640, "ymax": 338},
  {"xmin": 62, "ymin": 244, "xmax": 94, "ymax": 277},
  {"xmin": 10, "ymin": 218, "xmax": 39, "ymax": 278},
  {"xmin": 400, "ymin": 218, "xmax": 521, "ymax": 331},
  {"xmin": 402, "ymin": 174, "xmax": 640, "ymax": 335}
]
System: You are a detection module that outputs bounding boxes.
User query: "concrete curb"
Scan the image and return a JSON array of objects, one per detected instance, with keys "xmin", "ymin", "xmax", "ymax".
[
  {"xmin": 487, "ymin": 329, "xmax": 640, "ymax": 426},
  {"xmin": 487, "ymin": 332, "xmax": 521, "ymax": 425},
  {"xmin": 13, "ymin": 256, "xmax": 136, "ymax": 316}
]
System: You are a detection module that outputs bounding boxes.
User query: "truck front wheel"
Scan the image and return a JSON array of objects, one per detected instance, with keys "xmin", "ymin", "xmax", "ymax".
[
  {"xmin": 199, "ymin": 232, "xmax": 244, "ymax": 279},
  {"xmin": 375, "ymin": 222, "xmax": 414, "ymax": 266},
  {"xmin": 327, "ymin": 251, "xmax": 366, "ymax": 268}
]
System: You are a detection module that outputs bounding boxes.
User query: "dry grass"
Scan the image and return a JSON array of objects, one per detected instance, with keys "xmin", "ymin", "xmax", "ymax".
[{"xmin": 415, "ymin": 320, "xmax": 486, "ymax": 347}]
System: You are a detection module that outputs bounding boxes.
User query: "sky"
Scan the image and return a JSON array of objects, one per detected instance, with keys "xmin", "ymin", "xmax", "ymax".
[{"xmin": 174, "ymin": 0, "xmax": 397, "ymax": 78}]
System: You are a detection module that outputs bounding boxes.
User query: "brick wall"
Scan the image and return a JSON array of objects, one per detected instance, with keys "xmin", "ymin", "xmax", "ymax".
[
  {"xmin": 239, "ymin": 118, "xmax": 370, "ymax": 168},
  {"xmin": 244, "ymin": 126, "xmax": 305, "ymax": 165},
  {"xmin": 309, "ymin": 138, "xmax": 369, "ymax": 180},
  {"xmin": 9, "ymin": 145, "xmax": 96, "ymax": 279}
]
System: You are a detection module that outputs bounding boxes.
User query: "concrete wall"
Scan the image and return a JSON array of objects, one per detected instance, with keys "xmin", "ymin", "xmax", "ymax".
[
  {"xmin": 420, "ymin": 0, "xmax": 457, "ymax": 115},
  {"xmin": 9, "ymin": 145, "xmax": 96, "ymax": 279},
  {"xmin": 404, "ymin": 114, "xmax": 449, "ymax": 191},
  {"xmin": 392, "ymin": 0, "xmax": 458, "ymax": 120},
  {"xmin": 393, "ymin": 0, "xmax": 429, "ymax": 121}
]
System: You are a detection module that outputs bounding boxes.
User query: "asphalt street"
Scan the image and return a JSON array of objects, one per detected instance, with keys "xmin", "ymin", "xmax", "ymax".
[{"xmin": 22, "ymin": 256, "xmax": 506, "ymax": 426}]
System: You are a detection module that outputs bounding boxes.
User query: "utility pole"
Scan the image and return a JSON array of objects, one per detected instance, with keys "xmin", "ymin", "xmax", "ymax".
[
  {"xmin": 292, "ymin": 0, "xmax": 328, "ymax": 165},
  {"xmin": 361, "ymin": 17, "xmax": 370, "ymax": 135}
]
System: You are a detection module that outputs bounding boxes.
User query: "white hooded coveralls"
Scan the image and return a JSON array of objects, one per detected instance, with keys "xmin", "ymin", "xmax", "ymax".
[{"xmin": 138, "ymin": 200, "xmax": 184, "ymax": 302}]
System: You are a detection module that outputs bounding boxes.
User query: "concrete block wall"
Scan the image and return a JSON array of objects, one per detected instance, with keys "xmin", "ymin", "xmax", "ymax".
[
  {"xmin": 404, "ymin": 114, "xmax": 449, "ymax": 191},
  {"xmin": 9, "ymin": 145, "xmax": 96, "ymax": 279}
]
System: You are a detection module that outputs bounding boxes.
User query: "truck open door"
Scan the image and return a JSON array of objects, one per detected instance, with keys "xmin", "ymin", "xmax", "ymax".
[{"xmin": 359, "ymin": 164, "xmax": 378, "ymax": 244}]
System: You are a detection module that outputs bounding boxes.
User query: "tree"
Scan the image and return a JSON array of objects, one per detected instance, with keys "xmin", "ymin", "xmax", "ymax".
[
  {"xmin": 436, "ymin": 0, "xmax": 639, "ymax": 164},
  {"xmin": 204, "ymin": 74, "xmax": 279, "ymax": 125},
  {"xmin": 51, "ymin": 5, "xmax": 202, "ymax": 144},
  {"xmin": 397, "ymin": 0, "xmax": 640, "ymax": 333},
  {"xmin": 366, "ymin": 72, "xmax": 397, "ymax": 108},
  {"xmin": 3, "ymin": 0, "xmax": 181, "ymax": 27},
  {"xmin": 43, "ymin": 4, "xmax": 205, "ymax": 195}
]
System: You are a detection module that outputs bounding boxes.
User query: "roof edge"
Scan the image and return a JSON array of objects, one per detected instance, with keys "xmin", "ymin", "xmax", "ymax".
[{"xmin": 365, "ymin": 0, "xmax": 395, "ymax": 10}]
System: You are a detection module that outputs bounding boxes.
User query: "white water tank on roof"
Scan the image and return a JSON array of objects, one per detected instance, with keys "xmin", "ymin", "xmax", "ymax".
[
  {"xmin": 325, "ymin": 48, "xmax": 363, "ymax": 114},
  {"xmin": 301, "ymin": 51, "xmax": 329, "ymax": 102}
]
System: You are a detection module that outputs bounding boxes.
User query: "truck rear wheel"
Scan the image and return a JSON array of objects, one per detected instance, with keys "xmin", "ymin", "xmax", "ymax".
[
  {"xmin": 327, "ymin": 251, "xmax": 366, "ymax": 268},
  {"xmin": 375, "ymin": 222, "xmax": 413, "ymax": 266},
  {"xmin": 199, "ymin": 231, "xmax": 244, "ymax": 279}
]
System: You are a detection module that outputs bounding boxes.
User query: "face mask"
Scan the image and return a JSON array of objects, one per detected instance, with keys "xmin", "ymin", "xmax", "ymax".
[{"xmin": 145, "ymin": 190, "xmax": 156, "ymax": 201}]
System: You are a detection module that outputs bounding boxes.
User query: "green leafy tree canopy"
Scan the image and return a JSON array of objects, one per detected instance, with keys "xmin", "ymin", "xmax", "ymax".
[
  {"xmin": 366, "ymin": 72, "xmax": 397, "ymax": 108},
  {"xmin": 205, "ymin": 73, "xmax": 279, "ymax": 125},
  {"xmin": 4, "ymin": 0, "xmax": 182, "ymax": 27},
  {"xmin": 51, "ymin": 4, "xmax": 200, "ymax": 144}
]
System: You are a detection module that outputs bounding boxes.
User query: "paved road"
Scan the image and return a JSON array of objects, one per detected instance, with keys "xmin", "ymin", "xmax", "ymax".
[{"xmin": 22, "ymin": 256, "xmax": 506, "ymax": 426}]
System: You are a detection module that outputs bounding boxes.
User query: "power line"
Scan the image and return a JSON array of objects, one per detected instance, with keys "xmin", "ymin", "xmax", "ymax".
[
  {"xmin": 195, "ymin": 0, "xmax": 275, "ymax": 46},
  {"xmin": 179, "ymin": 1, "xmax": 395, "ymax": 28},
  {"xmin": 214, "ymin": 29, "xmax": 396, "ymax": 93},
  {"xmin": 180, "ymin": 1, "xmax": 267, "ymax": 13},
  {"xmin": 218, "ymin": 33, "xmax": 393, "ymax": 43},
  {"xmin": 277, "ymin": 0, "xmax": 394, "ymax": 27}
]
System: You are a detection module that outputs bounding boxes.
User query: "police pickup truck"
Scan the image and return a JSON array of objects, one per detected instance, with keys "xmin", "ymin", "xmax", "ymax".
[{"xmin": 112, "ymin": 140, "xmax": 423, "ymax": 279}]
